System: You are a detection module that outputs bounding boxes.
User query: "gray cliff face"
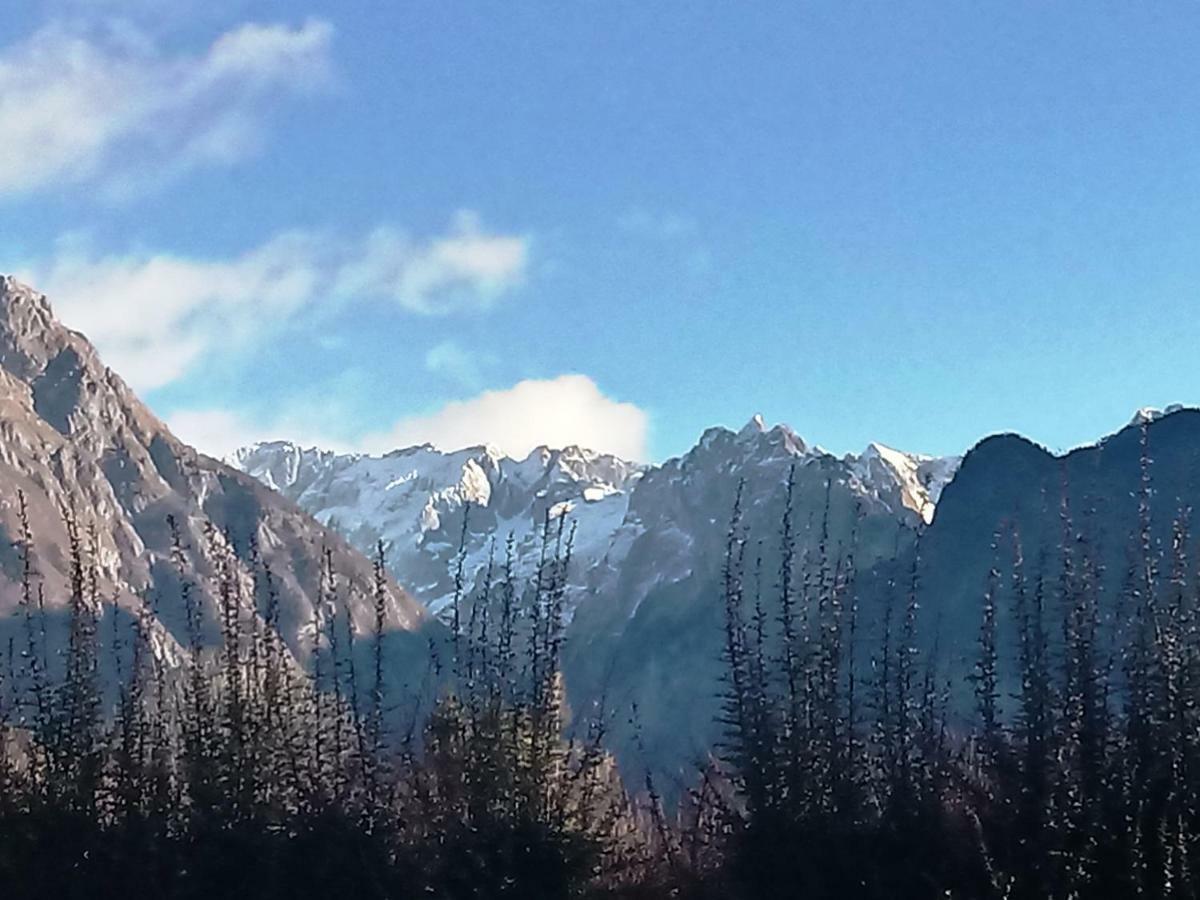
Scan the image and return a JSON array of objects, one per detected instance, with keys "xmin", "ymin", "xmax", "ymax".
[{"xmin": 0, "ymin": 276, "xmax": 426, "ymax": 667}]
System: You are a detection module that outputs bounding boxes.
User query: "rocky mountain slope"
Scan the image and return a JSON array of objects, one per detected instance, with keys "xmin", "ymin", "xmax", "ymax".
[
  {"xmin": 557, "ymin": 408, "xmax": 1200, "ymax": 786},
  {"xmin": 0, "ymin": 275, "xmax": 428, "ymax": 676},
  {"xmin": 231, "ymin": 440, "xmax": 648, "ymax": 618},
  {"xmin": 231, "ymin": 415, "xmax": 960, "ymax": 620},
  {"xmin": 233, "ymin": 400, "xmax": 1200, "ymax": 788},
  {"xmin": 9, "ymin": 270, "xmax": 1195, "ymax": 798},
  {"xmin": 233, "ymin": 411, "xmax": 961, "ymax": 782},
  {"xmin": 907, "ymin": 407, "xmax": 1200, "ymax": 714}
]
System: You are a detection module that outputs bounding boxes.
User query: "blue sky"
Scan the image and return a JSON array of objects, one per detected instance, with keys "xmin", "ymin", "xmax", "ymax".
[{"xmin": 2, "ymin": 1, "xmax": 1199, "ymax": 462}]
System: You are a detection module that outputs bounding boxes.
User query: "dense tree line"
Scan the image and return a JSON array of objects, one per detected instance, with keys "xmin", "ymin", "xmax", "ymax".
[{"xmin": 4, "ymin": 421, "xmax": 1200, "ymax": 898}]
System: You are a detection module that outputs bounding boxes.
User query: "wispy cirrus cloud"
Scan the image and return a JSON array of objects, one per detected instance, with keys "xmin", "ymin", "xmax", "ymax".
[
  {"xmin": 0, "ymin": 16, "xmax": 334, "ymax": 197},
  {"xmin": 14, "ymin": 213, "xmax": 530, "ymax": 391}
]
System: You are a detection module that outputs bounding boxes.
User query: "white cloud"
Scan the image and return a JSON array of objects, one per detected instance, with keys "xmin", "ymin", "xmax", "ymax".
[
  {"xmin": 17, "ymin": 230, "xmax": 321, "ymax": 390},
  {"xmin": 167, "ymin": 409, "xmax": 280, "ymax": 460},
  {"xmin": 0, "ymin": 17, "xmax": 333, "ymax": 196},
  {"xmin": 336, "ymin": 212, "xmax": 529, "ymax": 314},
  {"xmin": 14, "ymin": 213, "xmax": 529, "ymax": 392},
  {"xmin": 167, "ymin": 375, "xmax": 650, "ymax": 462},
  {"xmin": 358, "ymin": 375, "xmax": 649, "ymax": 460}
]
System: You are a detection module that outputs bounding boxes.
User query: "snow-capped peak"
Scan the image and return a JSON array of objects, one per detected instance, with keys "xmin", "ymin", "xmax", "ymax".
[
  {"xmin": 1130, "ymin": 404, "xmax": 1186, "ymax": 426},
  {"xmin": 739, "ymin": 413, "xmax": 767, "ymax": 437},
  {"xmin": 230, "ymin": 437, "xmax": 647, "ymax": 616},
  {"xmin": 231, "ymin": 419, "xmax": 963, "ymax": 619},
  {"xmin": 850, "ymin": 442, "xmax": 961, "ymax": 525}
]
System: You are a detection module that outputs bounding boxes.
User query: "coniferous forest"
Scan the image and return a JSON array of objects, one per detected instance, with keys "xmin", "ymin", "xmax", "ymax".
[{"xmin": 3, "ymin": 425, "xmax": 1200, "ymax": 900}]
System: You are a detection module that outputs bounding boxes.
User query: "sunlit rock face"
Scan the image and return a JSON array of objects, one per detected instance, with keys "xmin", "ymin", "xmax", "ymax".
[{"xmin": 0, "ymin": 275, "xmax": 427, "ymax": 673}]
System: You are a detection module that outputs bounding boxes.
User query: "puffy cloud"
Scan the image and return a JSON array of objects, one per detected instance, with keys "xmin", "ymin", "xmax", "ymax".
[
  {"xmin": 166, "ymin": 409, "xmax": 281, "ymax": 460},
  {"xmin": 358, "ymin": 375, "xmax": 649, "ymax": 460},
  {"xmin": 0, "ymin": 17, "xmax": 333, "ymax": 196},
  {"xmin": 167, "ymin": 375, "xmax": 650, "ymax": 462},
  {"xmin": 15, "ymin": 213, "xmax": 529, "ymax": 392},
  {"xmin": 16, "ymin": 231, "xmax": 321, "ymax": 390}
]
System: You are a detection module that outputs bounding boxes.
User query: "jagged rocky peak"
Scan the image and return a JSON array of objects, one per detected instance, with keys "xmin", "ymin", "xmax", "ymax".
[
  {"xmin": 1, "ymin": 274, "xmax": 61, "ymax": 361},
  {"xmin": 230, "ymin": 437, "xmax": 650, "ymax": 614},
  {"xmin": 232, "ymin": 409, "xmax": 966, "ymax": 622},
  {"xmin": 695, "ymin": 414, "xmax": 810, "ymax": 459},
  {"xmin": 0, "ymin": 276, "xmax": 158, "ymax": 452},
  {"xmin": 684, "ymin": 413, "xmax": 958, "ymax": 523},
  {"xmin": 1130, "ymin": 403, "xmax": 1187, "ymax": 426},
  {"xmin": 535, "ymin": 443, "xmax": 644, "ymax": 490},
  {"xmin": 0, "ymin": 275, "xmax": 425, "ymax": 659},
  {"xmin": 228, "ymin": 440, "xmax": 357, "ymax": 494},
  {"xmin": 851, "ymin": 442, "xmax": 962, "ymax": 525},
  {"xmin": 738, "ymin": 412, "xmax": 767, "ymax": 437}
]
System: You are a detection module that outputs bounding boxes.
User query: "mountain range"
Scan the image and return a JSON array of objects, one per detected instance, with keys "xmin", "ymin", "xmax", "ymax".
[
  {"xmin": 230, "ymin": 415, "xmax": 960, "ymax": 618},
  {"xmin": 1, "ymin": 272, "xmax": 1196, "ymax": 792},
  {"xmin": 231, "ymin": 399, "xmax": 1199, "ymax": 785},
  {"xmin": 228, "ymin": 412, "xmax": 962, "ymax": 781}
]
